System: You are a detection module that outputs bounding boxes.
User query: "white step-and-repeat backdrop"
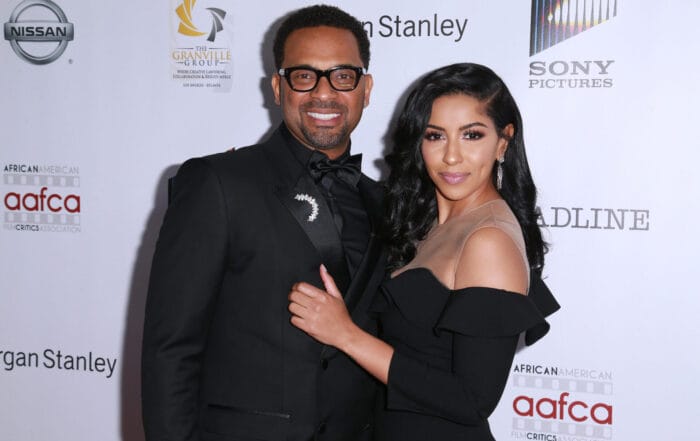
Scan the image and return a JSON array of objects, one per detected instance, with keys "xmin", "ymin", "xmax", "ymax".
[{"xmin": 2, "ymin": 0, "xmax": 698, "ymax": 440}]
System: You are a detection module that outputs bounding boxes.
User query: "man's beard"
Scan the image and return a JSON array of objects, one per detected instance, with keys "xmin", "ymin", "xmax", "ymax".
[
  {"xmin": 300, "ymin": 122, "xmax": 350, "ymax": 150},
  {"xmin": 300, "ymin": 100, "xmax": 350, "ymax": 150}
]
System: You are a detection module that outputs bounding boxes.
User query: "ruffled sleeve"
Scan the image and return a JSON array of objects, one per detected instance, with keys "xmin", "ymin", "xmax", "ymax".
[
  {"xmin": 436, "ymin": 275, "xmax": 559, "ymax": 345},
  {"xmin": 380, "ymin": 270, "xmax": 560, "ymax": 426}
]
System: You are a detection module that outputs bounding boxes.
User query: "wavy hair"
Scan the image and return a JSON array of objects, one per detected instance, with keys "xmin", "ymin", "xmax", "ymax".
[{"xmin": 384, "ymin": 63, "xmax": 547, "ymax": 275}]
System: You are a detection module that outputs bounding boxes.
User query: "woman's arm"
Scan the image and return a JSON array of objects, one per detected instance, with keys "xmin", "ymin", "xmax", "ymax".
[
  {"xmin": 288, "ymin": 265, "xmax": 394, "ymax": 384},
  {"xmin": 383, "ymin": 227, "xmax": 530, "ymax": 423},
  {"xmin": 289, "ymin": 227, "xmax": 530, "ymax": 424}
]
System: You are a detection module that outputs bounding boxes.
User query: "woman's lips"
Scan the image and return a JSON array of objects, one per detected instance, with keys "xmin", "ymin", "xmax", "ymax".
[{"xmin": 439, "ymin": 172, "xmax": 468, "ymax": 184}]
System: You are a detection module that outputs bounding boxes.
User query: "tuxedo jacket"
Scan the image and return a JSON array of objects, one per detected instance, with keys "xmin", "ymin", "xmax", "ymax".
[{"xmin": 142, "ymin": 126, "xmax": 387, "ymax": 441}]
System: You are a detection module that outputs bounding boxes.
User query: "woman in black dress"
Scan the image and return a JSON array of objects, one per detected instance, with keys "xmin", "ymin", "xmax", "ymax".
[{"xmin": 289, "ymin": 63, "xmax": 559, "ymax": 440}]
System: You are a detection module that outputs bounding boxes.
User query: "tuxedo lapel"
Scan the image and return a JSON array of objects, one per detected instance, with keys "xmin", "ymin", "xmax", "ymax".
[
  {"xmin": 262, "ymin": 130, "xmax": 385, "ymax": 358},
  {"xmin": 263, "ymin": 130, "xmax": 351, "ymax": 292},
  {"xmin": 321, "ymin": 176, "xmax": 386, "ymax": 359},
  {"xmin": 273, "ymin": 175, "xmax": 350, "ymax": 291},
  {"xmin": 343, "ymin": 176, "xmax": 384, "ymax": 311},
  {"xmin": 345, "ymin": 232, "xmax": 384, "ymax": 320}
]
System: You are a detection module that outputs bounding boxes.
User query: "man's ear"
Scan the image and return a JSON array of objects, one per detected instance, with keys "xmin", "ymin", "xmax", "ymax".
[
  {"xmin": 271, "ymin": 73, "xmax": 281, "ymax": 105},
  {"xmin": 362, "ymin": 74, "xmax": 373, "ymax": 108}
]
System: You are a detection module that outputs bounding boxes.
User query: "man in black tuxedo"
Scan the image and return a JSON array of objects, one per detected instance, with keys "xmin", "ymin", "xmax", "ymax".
[{"xmin": 141, "ymin": 5, "xmax": 384, "ymax": 441}]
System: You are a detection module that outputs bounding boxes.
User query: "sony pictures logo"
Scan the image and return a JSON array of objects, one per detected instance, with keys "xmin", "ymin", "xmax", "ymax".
[
  {"xmin": 528, "ymin": 0, "xmax": 618, "ymax": 89},
  {"xmin": 2, "ymin": 163, "xmax": 81, "ymax": 233},
  {"xmin": 3, "ymin": 0, "xmax": 74, "ymax": 65}
]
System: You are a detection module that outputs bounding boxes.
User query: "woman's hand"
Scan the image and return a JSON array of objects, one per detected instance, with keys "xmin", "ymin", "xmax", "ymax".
[
  {"xmin": 288, "ymin": 265, "xmax": 357, "ymax": 349},
  {"xmin": 289, "ymin": 265, "xmax": 394, "ymax": 384}
]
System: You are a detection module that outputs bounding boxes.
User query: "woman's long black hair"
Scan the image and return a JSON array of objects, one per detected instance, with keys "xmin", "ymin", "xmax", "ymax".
[{"xmin": 384, "ymin": 63, "xmax": 547, "ymax": 275}]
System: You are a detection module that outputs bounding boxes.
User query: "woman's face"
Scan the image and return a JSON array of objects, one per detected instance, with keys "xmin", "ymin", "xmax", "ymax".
[{"xmin": 421, "ymin": 93, "xmax": 511, "ymax": 216}]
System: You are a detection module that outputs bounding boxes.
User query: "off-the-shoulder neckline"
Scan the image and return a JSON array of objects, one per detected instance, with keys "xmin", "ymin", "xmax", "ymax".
[{"xmin": 389, "ymin": 267, "xmax": 528, "ymax": 297}]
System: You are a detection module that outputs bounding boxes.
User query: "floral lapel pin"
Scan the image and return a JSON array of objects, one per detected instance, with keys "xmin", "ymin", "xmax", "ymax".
[{"xmin": 294, "ymin": 193, "xmax": 319, "ymax": 222}]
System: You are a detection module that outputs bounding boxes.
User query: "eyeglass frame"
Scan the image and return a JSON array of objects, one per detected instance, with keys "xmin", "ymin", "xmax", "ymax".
[{"xmin": 277, "ymin": 65, "xmax": 367, "ymax": 92}]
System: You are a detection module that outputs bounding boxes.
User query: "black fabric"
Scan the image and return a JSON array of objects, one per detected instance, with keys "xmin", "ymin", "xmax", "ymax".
[
  {"xmin": 308, "ymin": 150, "xmax": 362, "ymax": 187},
  {"xmin": 273, "ymin": 171, "xmax": 352, "ymax": 294},
  {"xmin": 281, "ymin": 125, "xmax": 370, "ymax": 280},
  {"xmin": 322, "ymin": 175, "xmax": 369, "ymax": 278},
  {"xmin": 526, "ymin": 274, "xmax": 560, "ymax": 344},
  {"xmin": 370, "ymin": 267, "xmax": 559, "ymax": 441},
  {"xmin": 436, "ymin": 288, "xmax": 551, "ymax": 346},
  {"xmin": 142, "ymin": 125, "xmax": 387, "ymax": 441}
]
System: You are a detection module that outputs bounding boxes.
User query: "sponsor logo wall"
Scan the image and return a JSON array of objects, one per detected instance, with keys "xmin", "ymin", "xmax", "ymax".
[{"xmin": 2, "ymin": 1, "xmax": 698, "ymax": 440}]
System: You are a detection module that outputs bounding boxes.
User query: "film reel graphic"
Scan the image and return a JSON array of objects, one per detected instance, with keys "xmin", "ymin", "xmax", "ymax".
[{"xmin": 510, "ymin": 373, "xmax": 614, "ymax": 440}]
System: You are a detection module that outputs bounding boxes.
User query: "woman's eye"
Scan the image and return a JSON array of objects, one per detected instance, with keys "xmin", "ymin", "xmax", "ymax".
[
  {"xmin": 464, "ymin": 131, "xmax": 483, "ymax": 140},
  {"xmin": 424, "ymin": 131, "xmax": 444, "ymax": 141}
]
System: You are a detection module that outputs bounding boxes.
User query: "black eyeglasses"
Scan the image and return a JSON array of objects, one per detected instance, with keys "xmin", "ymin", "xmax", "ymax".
[{"xmin": 278, "ymin": 65, "xmax": 367, "ymax": 92}]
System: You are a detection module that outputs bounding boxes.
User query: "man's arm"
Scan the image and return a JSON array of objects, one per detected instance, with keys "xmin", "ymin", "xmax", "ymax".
[{"xmin": 141, "ymin": 158, "xmax": 229, "ymax": 441}]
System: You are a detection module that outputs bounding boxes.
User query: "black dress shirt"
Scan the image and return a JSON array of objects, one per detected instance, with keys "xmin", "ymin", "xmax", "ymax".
[{"xmin": 280, "ymin": 124, "xmax": 370, "ymax": 280}]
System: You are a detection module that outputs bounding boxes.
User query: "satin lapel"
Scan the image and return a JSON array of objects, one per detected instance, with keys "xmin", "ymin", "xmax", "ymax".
[
  {"xmin": 271, "ymin": 162, "xmax": 350, "ymax": 291},
  {"xmin": 321, "ymin": 176, "xmax": 386, "ymax": 359},
  {"xmin": 274, "ymin": 174, "xmax": 340, "ymax": 254},
  {"xmin": 345, "ymin": 232, "xmax": 384, "ymax": 320},
  {"xmin": 343, "ymin": 176, "xmax": 384, "ymax": 311}
]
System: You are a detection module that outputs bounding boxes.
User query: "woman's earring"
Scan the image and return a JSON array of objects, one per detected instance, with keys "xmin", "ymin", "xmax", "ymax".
[{"xmin": 496, "ymin": 157, "xmax": 504, "ymax": 190}]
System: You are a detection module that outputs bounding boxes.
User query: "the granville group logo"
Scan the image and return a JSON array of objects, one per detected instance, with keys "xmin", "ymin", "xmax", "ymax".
[
  {"xmin": 509, "ymin": 363, "xmax": 614, "ymax": 441},
  {"xmin": 3, "ymin": 163, "xmax": 81, "ymax": 233},
  {"xmin": 3, "ymin": 0, "xmax": 74, "ymax": 65},
  {"xmin": 176, "ymin": 0, "xmax": 226, "ymax": 42},
  {"xmin": 528, "ymin": 0, "xmax": 618, "ymax": 89},
  {"xmin": 171, "ymin": 0, "xmax": 232, "ymax": 91}
]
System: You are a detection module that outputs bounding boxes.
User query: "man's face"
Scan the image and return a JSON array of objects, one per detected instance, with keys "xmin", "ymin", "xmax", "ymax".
[{"xmin": 271, "ymin": 26, "xmax": 373, "ymax": 159}]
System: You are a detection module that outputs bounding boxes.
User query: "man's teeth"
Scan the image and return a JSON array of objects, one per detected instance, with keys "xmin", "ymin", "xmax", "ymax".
[{"xmin": 307, "ymin": 112, "xmax": 339, "ymax": 120}]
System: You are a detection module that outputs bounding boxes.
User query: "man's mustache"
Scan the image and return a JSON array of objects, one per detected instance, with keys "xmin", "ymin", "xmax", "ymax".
[{"xmin": 301, "ymin": 100, "xmax": 347, "ymax": 111}]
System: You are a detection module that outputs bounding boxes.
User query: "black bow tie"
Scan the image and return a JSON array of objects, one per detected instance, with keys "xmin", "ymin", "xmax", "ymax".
[{"xmin": 308, "ymin": 151, "xmax": 362, "ymax": 187}]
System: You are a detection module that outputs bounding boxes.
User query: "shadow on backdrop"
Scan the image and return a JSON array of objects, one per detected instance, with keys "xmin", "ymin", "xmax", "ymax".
[
  {"xmin": 118, "ymin": 13, "xmax": 289, "ymax": 441},
  {"xmin": 257, "ymin": 15, "xmax": 285, "ymax": 144},
  {"xmin": 120, "ymin": 164, "xmax": 179, "ymax": 441}
]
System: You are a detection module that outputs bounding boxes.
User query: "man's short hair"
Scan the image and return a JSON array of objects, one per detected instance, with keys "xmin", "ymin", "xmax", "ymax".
[{"xmin": 273, "ymin": 4, "xmax": 370, "ymax": 70}]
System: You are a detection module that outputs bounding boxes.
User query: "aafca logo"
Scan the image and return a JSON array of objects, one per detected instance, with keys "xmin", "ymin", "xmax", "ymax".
[
  {"xmin": 528, "ymin": 0, "xmax": 618, "ymax": 89},
  {"xmin": 509, "ymin": 363, "xmax": 614, "ymax": 440},
  {"xmin": 3, "ymin": 164, "xmax": 81, "ymax": 233},
  {"xmin": 513, "ymin": 392, "xmax": 612, "ymax": 426}
]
